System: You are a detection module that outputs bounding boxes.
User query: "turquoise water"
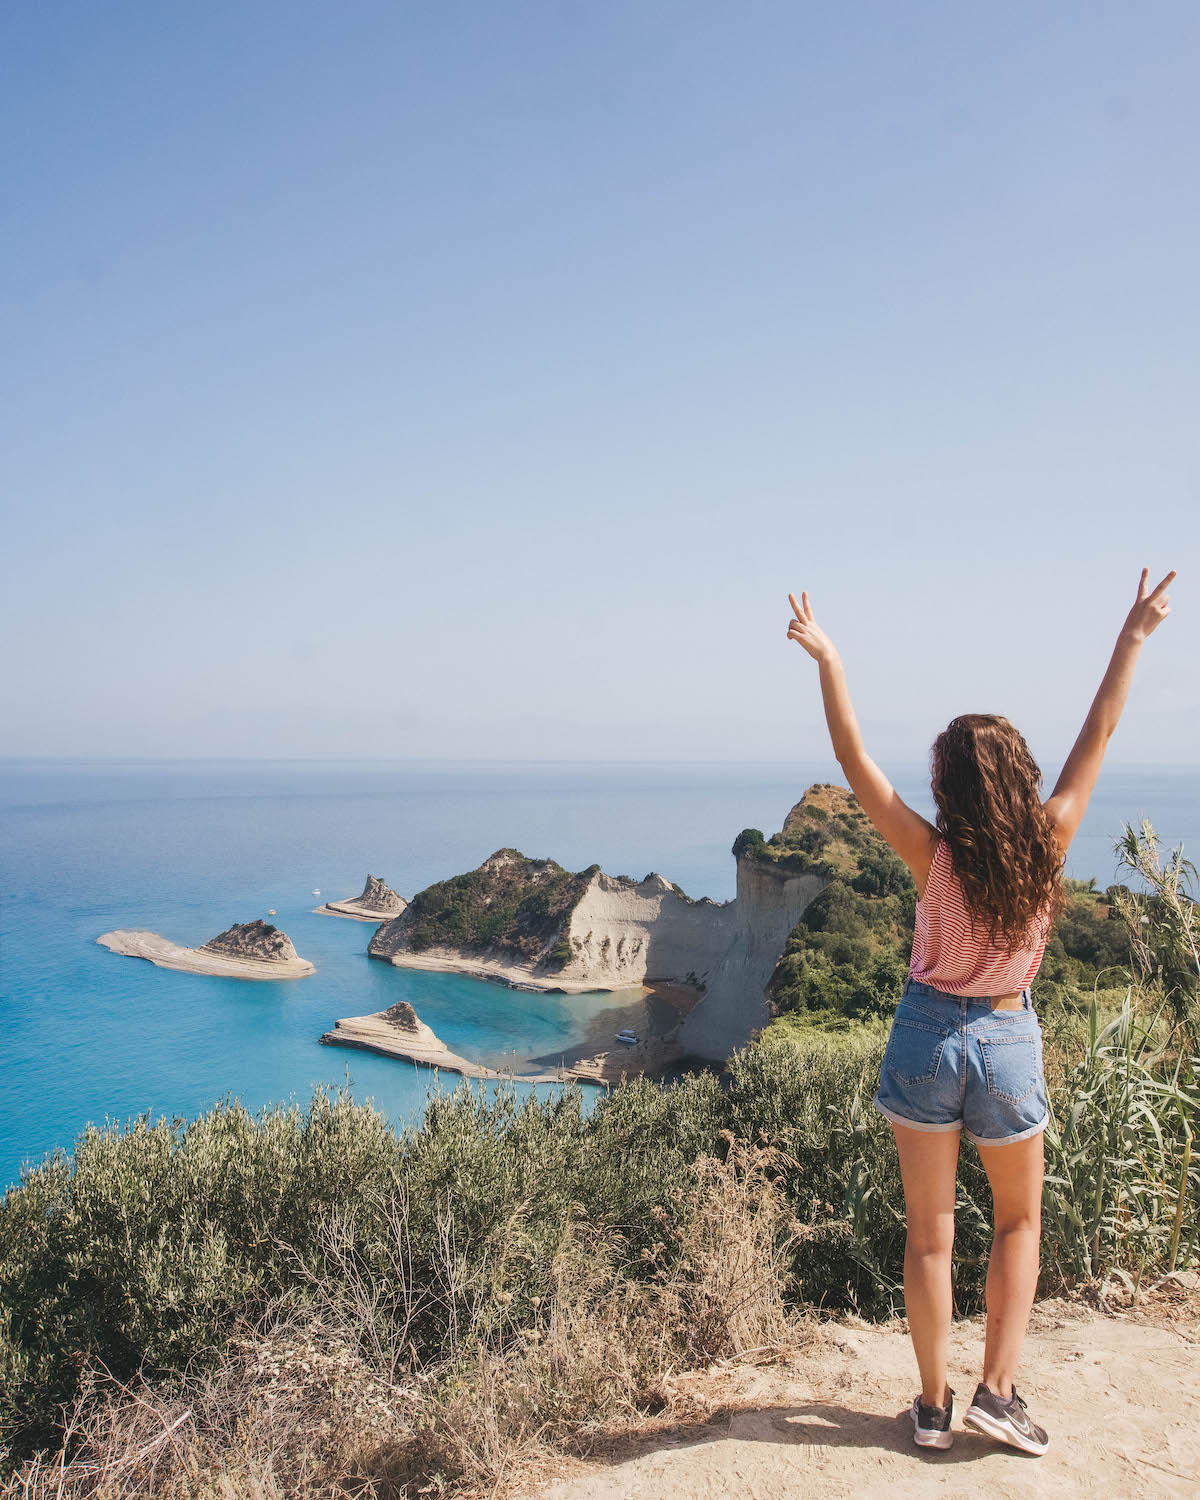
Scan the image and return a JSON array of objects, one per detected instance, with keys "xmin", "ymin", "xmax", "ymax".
[{"xmin": 2, "ymin": 758, "xmax": 1198, "ymax": 1191}]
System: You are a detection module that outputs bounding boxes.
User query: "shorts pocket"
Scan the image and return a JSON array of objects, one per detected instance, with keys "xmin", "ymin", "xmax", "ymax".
[
  {"xmin": 885, "ymin": 1018, "xmax": 947, "ymax": 1088},
  {"xmin": 978, "ymin": 1033, "xmax": 1040, "ymax": 1104}
]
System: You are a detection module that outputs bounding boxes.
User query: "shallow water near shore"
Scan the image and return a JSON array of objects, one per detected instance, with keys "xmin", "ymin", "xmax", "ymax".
[{"xmin": 2, "ymin": 758, "xmax": 1198, "ymax": 1191}]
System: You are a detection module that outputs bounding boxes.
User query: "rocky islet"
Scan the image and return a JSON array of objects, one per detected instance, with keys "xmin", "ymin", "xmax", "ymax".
[
  {"xmin": 317, "ymin": 874, "xmax": 408, "ymax": 922},
  {"xmin": 97, "ymin": 919, "xmax": 316, "ymax": 979}
]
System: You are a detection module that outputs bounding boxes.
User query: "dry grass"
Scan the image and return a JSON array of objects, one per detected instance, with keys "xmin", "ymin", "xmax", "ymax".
[{"xmin": 0, "ymin": 1140, "xmax": 807, "ymax": 1500}]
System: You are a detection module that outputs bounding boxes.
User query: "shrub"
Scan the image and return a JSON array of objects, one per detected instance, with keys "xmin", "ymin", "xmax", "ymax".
[
  {"xmin": 731, "ymin": 827, "xmax": 765, "ymax": 859},
  {"xmin": 0, "ymin": 1138, "xmax": 805, "ymax": 1497}
]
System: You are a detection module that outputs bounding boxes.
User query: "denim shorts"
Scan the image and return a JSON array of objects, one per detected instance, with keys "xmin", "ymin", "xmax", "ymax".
[{"xmin": 873, "ymin": 979, "xmax": 1050, "ymax": 1147}]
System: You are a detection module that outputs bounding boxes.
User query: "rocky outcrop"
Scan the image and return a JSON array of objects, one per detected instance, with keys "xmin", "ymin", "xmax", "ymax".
[
  {"xmin": 677, "ymin": 856, "xmax": 828, "ymax": 1061},
  {"xmin": 320, "ymin": 1001, "xmax": 519, "ymax": 1078},
  {"xmin": 359, "ymin": 785, "xmax": 892, "ymax": 1061},
  {"xmin": 368, "ymin": 852, "xmax": 738, "ymax": 994},
  {"xmin": 366, "ymin": 798, "xmax": 841, "ymax": 1059},
  {"xmin": 320, "ymin": 998, "xmax": 687, "ymax": 1085},
  {"xmin": 318, "ymin": 874, "xmax": 408, "ymax": 922},
  {"xmin": 557, "ymin": 873, "xmax": 737, "ymax": 990},
  {"xmin": 378, "ymin": 1000, "xmax": 422, "ymax": 1033},
  {"xmin": 201, "ymin": 920, "xmax": 302, "ymax": 963},
  {"xmin": 368, "ymin": 849, "xmax": 602, "ymax": 991},
  {"xmin": 98, "ymin": 923, "xmax": 315, "ymax": 979}
]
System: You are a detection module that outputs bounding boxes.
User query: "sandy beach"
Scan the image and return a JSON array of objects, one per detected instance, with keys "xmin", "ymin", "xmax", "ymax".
[{"xmin": 377, "ymin": 947, "xmax": 620, "ymax": 993}]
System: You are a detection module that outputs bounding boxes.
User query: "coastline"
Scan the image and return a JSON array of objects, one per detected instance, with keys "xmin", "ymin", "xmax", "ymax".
[
  {"xmin": 97, "ymin": 930, "xmax": 316, "ymax": 980},
  {"xmin": 321, "ymin": 982, "xmax": 698, "ymax": 1086},
  {"xmin": 314, "ymin": 901, "xmax": 392, "ymax": 923},
  {"xmin": 375, "ymin": 947, "xmax": 617, "ymax": 994},
  {"xmin": 320, "ymin": 1009, "xmax": 527, "ymax": 1079}
]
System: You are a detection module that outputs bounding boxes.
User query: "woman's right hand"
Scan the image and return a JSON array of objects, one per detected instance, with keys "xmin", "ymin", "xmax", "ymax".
[
  {"xmin": 786, "ymin": 591, "xmax": 838, "ymax": 663},
  {"xmin": 1122, "ymin": 568, "xmax": 1176, "ymax": 644}
]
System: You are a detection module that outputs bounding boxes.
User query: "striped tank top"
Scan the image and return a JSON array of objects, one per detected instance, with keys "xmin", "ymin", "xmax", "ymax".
[{"xmin": 909, "ymin": 838, "xmax": 1052, "ymax": 997}]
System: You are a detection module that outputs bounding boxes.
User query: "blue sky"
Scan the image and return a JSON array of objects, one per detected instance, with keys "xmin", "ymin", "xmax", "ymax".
[{"xmin": 2, "ymin": 2, "xmax": 1196, "ymax": 766}]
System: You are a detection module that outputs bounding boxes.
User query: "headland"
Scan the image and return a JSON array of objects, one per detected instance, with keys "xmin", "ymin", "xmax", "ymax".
[{"xmin": 363, "ymin": 793, "xmax": 845, "ymax": 1061}]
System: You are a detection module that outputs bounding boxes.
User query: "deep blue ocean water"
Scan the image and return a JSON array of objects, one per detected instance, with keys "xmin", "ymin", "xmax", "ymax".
[{"xmin": 2, "ymin": 758, "xmax": 1198, "ymax": 1192}]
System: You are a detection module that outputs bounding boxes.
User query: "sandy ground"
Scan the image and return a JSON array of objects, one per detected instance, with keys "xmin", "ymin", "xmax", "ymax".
[
  {"xmin": 531, "ymin": 1290, "xmax": 1200, "ymax": 1500},
  {"xmin": 96, "ymin": 929, "xmax": 315, "ymax": 979}
]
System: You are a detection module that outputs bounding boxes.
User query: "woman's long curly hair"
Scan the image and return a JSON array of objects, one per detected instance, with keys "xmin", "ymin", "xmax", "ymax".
[{"xmin": 931, "ymin": 714, "xmax": 1065, "ymax": 949}]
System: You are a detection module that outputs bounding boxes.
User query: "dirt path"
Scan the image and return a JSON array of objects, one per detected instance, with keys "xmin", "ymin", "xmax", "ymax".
[{"xmin": 532, "ymin": 1293, "xmax": 1200, "ymax": 1499}]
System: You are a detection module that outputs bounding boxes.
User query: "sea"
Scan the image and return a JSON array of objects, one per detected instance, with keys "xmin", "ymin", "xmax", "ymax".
[{"xmin": 2, "ymin": 758, "xmax": 1198, "ymax": 1193}]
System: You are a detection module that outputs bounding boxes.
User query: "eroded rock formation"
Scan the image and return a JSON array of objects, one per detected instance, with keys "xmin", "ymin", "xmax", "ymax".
[
  {"xmin": 319, "ymin": 874, "xmax": 408, "ymax": 922},
  {"xmin": 97, "ymin": 921, "xmax": 315, "ymax": 979},
  {"xmin": 354, "ymin": 875, "xmax": 406, "ymax": 914},
  {"xmin": 367, "ymin": 851, "xmax": 739, "ymax": 994},
  {"xmin": 677, "ymin": 854, "xmax": 828, "ymax": 1061},
  {"xmin": 356, "ymin": 785, "xmax": 898, "ymax": 1061},
  {"xmin": 202, "ymin": 920, "xmax": 302, "ymax": 963}
]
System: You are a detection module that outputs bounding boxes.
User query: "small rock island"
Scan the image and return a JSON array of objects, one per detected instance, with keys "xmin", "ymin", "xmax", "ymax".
[
  {"xmin": 97, "ymin": 919, "xmax": 315, "ymax": 980},
  {"xmin": 320, "ymin": 1001, "xmax": 513, "ymax": 1078},
  {"xmin": 316, "ymin": 874, "xmax": 407, "ymax": 922}
]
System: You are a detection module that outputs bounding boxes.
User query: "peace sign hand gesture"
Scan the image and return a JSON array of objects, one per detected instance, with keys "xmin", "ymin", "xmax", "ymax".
[
  {"xmin": 1123, "ymin": 568, "xmax": 1177, "ymax": 644},
  {"xmin": 786, "ymin": 591, "xmax": 838, "ymax": 664}
]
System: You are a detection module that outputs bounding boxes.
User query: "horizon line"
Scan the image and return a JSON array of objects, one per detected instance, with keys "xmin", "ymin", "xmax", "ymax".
[{"xmin": 2, "ymin": 754, "xmax": 1199, "ymax": 771}]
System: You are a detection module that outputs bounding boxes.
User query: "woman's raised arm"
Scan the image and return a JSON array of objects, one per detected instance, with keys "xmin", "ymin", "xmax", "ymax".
[
  {"xmin": 787, "ymin": 591, "xmax": 936, "ymax": 883},
  {"xmin": 1044, "ymin": 567, "xmax": 1177, "ymax": 853}
]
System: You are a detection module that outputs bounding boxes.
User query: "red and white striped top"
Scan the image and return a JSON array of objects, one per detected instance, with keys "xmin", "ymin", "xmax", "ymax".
[{"xmin": 909, "ymin": 839, "xmax": 1051, "ymax": 996}]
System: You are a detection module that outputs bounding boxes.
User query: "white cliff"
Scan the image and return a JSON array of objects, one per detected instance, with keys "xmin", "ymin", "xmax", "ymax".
[
  {"xmin": 677, "ymin": 857, "xmax": 829, "ymax": 1062},
  {"xmin": 555, "ymin": 872, "xmax": 738, "ymax": 989}
]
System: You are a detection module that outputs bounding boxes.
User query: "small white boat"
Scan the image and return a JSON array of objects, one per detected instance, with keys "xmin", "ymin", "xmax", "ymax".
[
  {"xmin": 312, "ymin": 889, "xmax": 321, "ymax": 897},
  {"xmin": 614, "ymin": 1028, "xmax": 639, "ymax": 1045}
]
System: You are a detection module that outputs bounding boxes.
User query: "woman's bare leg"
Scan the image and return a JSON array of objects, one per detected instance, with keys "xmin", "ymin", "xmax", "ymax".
[
  {"xmin": 977, "ymin": 1132, "xmax": 1045, "ymax": 1398},
  {"xmin": 891, "ymin": 1122, "xmax": 961, "ymax": 1407}
]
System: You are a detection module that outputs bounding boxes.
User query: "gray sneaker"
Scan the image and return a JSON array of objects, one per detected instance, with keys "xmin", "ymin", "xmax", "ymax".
[
  {"xmin": 910, "ymin": 1387, "xmax": 955, "ymax": 1450},
  {"xmin": 963, "ymin": 1382, "xmax": 1049, "ymax": 1456}
]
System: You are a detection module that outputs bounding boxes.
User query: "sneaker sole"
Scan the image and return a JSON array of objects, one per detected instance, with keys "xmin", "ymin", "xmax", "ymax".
[
  {"xmin": 963, "ymin": 1406, "xmax": 1049, "ymax": 1456},
  {"xmin": 912, "ymin": 1396, "xmax": 955, "ymax": 1449}
]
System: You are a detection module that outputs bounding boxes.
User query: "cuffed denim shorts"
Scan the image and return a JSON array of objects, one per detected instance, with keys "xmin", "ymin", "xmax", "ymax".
[{"xmin": 873, "ymin": 978, "xmax": 1050, "ymax": 1147}]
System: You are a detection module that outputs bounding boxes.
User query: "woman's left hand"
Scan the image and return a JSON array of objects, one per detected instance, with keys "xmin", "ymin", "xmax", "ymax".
[{"xmin": 786, "ymin": 591, "xmax": 838, "ymax": 663}]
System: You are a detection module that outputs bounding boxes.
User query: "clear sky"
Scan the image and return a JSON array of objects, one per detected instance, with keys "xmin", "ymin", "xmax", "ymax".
[{"xmin": 2, "ymin": 2, "xmax": 1196, "ymax": 767}]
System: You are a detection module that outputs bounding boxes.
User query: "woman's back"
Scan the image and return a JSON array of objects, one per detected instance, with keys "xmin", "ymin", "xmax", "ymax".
[{"xmin": 910, "ymin": 838, "xmax": 1052, "ymax": 997}]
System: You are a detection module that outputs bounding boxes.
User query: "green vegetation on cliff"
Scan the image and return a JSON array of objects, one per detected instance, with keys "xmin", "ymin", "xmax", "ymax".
[
  {"xmin": 1036, "ymin": 877, "xmax": 1138, "ymax": 1006},
  {"xmin": 395, "ymin": 849, "xmax": 600, "ymax": 968},
  {"xmin": 739, "ymin": 785, "xmax": 918, "ymax": 1026},
  {"xmin": 745, "ymin": 785, "xmax": 1136, "ymax": 1028}
]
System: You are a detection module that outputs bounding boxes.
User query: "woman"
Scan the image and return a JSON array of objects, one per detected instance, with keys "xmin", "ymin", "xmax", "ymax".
[{"xmin": 786, "ymin": 567, "xmax": 1176, "ymax": 1455}]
